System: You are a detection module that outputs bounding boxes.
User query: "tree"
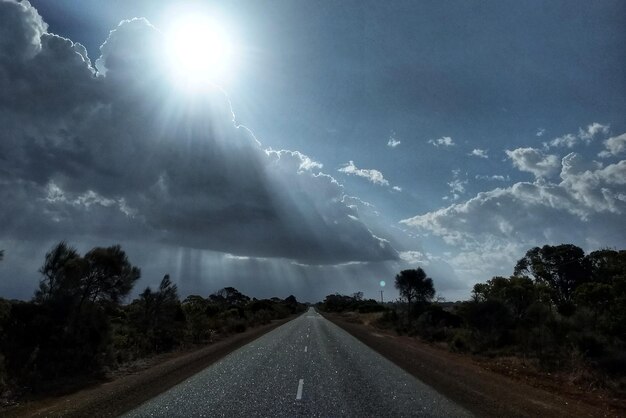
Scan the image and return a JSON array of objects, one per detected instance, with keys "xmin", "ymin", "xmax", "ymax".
[
  {"xmin": 130, "ymin": 275, "xmax": 184, "ymax": 352},
  {"xmin": 21, "ymin": 242, "xmax": 142, "ymax": 380},
  {"xmin": 182, "ymin": 295, "xmax": 211, "ymax": 343},
  {"xmin": 460, "ymin": 299, "xmax": 514, "ymax": 348},
  {"xmin": 284, "ymin": 295, "xmax": 299, "ymax": 313},
  {"xmin": 471, "ymin": 276, "xmax": 545, "ymax": 320},
  {"xmin": 514, "ymin": 244, "xmax": 590, "ymax": 314},
  {"xmin": 36, "ymin": 242, "xmax": 140, "ymax": 307},
  {"xmin": 575, "ymin": 250, "xmax": 626, "ymax": 337},
  {"xmin": 352, "ymin": 292, "xmax": 364, "ymax": 301},
  {"xmin": 36, "ymin": 242, "xmax": 83, "ymax": 303},
  {"xmin": 574, "ymin": 282, "xmax": 614, "ymax": 317},
  {"xmin": 322, "ymin": 294, "xmax": 354, "ymax": 312},
  {"xmin": 586, "ymin": 249, "xmax": 626, "ymax": 284},
  {"xmin": 394, "ymin": 268, "xmax": 435, "ymax": 318},
  {"xmin": 81, "ymin": 245, "xmax": 141, "ymax": 306},
  {"xmin": 6, "ymin": 242, "xmax": 142, "ymax": 383},
  {"xmin": 209, "ymin": 287, "xmax": 250, "ymax": 306}
]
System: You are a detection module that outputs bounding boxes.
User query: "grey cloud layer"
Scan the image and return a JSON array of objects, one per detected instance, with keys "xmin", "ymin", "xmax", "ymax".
[{"xmin": 0, "ymin": 0, "xmax": 397, "ymax": 264}]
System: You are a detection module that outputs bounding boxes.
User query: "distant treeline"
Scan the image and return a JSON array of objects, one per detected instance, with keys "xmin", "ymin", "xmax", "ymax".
[
  {"xmin": 0, "ymin": 242, "xmax": 306, "ymax": 396},
  {"xmin": 320, "ymin": 244, "xmax": 625, "ymax": 391}
]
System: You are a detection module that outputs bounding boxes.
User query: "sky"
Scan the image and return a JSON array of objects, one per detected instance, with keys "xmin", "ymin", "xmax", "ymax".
[{"xmin": 0, "ymin": 0, "xmax": 625, "ymax": 302}]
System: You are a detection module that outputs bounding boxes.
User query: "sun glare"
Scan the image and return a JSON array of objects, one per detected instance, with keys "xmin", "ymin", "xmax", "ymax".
[{"xmin": 165, "ymin": 16, "xmax": 234, "ymax": 88}]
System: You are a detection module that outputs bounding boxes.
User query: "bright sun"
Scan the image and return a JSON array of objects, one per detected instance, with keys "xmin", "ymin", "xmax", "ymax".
[{"xmin": 165, "ymin": 16, "xmax": 234, "ymax": 87}]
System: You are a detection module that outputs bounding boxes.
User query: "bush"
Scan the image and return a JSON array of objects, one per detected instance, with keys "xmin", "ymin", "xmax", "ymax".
[
  {"xmin": 249, "ymin": 309, "xmax": 273, "ymax": 325},
  {"xmin": 459, "ymin": 300, "xmax": 514, "ymax": 349},
  {"xmin": 224, "ymin": 318, "xmax": 247, "ymax": 334},
  {"xmin": 449, "ymin": 329, "xmax": 473, "ymax": 353},
  {"xmin": 357, "ymin": 300, "xmax": 386, "ymax": 313},
  {"xmin": 374, "ymin": 308, "xmax": 398, "ymax": 329},
  {"xmin": 595, "ymin": 350, "xmax": 626, "ymax": 377},
  {"xmin": 414, "ymin": 305, "xmax": 461, "ymax": 342},
  {"xmin": 2, "ymin": 300, "xmax": 111, "ymax": 389}
]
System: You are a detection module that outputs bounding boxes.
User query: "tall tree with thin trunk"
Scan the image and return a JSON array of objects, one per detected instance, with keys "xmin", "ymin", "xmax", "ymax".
[
  {"xmin": 36, "ymin": 242, "xmax": 140, "ymax": 308},
  {"xmin": 394, "ymin": 268, "xmax": 435, "ymax": 320}
]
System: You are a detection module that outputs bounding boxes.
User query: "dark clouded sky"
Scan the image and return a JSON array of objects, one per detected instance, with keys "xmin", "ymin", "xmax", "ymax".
[{"xmin": 1, "ymin": 0, "xmax": 625, "ymax": 302}]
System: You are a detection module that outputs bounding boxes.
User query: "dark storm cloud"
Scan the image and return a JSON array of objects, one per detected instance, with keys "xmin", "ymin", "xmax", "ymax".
[{"xmin": 0, "ymin": 0, "xmax": 397, "ymax": 264}]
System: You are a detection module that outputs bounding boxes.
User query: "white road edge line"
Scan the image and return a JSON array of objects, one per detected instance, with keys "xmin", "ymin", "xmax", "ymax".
[
  {"xmin": 304, "ymin": 345, "xmax": 308, "ymax": 352},
  {"xmin": 296, "ymin": 379, "xmax": 304, "ymax": 400}
]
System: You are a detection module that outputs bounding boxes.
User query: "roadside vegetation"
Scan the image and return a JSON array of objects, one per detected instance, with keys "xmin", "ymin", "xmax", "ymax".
[
  {"xmin": 0, "ymin": 242, "xmax": 305, "ymax": 401},
  {"xmin": 319, "ymin": 244, "xmax": 626, "ymax": 394}
]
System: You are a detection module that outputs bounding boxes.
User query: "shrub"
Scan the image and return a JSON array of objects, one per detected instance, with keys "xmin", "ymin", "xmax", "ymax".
[
  {"xmin": 458, "ymin": 300, "xmax": 514, "ymax": 349},
  {"xmin": 224, "ymin": 318, "xmax": 247, "ymax": 334},
  {"xmin": 449, "ymin": 329, "xmax": 473, "ymax": 353},
  {"xmin": 357, "ymin": 300, "xmax": 386, "ymax": 313}
]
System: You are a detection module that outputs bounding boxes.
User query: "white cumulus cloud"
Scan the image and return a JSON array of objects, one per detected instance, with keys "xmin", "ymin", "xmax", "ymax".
[
  {"xmin": 401, "ymin": 151, "xmax": 626, "ymax": 279},
  {"xmin": 475, "ymin": 174, "xmax": 509, "ymax": 182},
  {"xmin": 506, "ymin": 147, "xmax": 560, "ymax": 178},
  {"xmin": 579, "ymin": 122, "xmax": 610, "ymax": 141},
  {"xmin": 338, "ymin": 161, "xmax": 390, "ymax": 186},
  {"xmin": 546, "ymin": 122, "xmax": 610, "ymax": 149},
  {"xmin": 428, "ymin": 136, "xmax": 455, "ymax": 147},
  {"xmin": 469, "ymin": 149, "xmax": 488, "ymax": 158},
  {"xmin": 387, "ymin": 138, "xmax": 401, "ymax": 147},
  {"xmin": 598, "ymin": 132, "xmax": 626, "ymax": 158},
  {"xmin": 443, "ymin": 169, "xmax": 467, "ymax": 201},
  {"xmin": 387, "ymin": 132, "xmax": 401, "ymax": 148}
]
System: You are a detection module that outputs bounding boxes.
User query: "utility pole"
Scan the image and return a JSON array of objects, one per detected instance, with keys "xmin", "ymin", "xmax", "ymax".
[{"xmin": 380, "ymin": 290, "xmax": 384, "ymax": 303}]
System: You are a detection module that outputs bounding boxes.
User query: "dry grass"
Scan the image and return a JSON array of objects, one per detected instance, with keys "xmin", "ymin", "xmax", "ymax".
[{"xmin": 358, "ymin": 312, "xmax": 385, "ymax": 326}]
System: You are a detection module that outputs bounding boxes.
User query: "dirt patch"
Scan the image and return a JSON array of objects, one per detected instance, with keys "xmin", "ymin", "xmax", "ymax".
[
  {"xmin": 1, "ymin": 316, "xmax": 295, "ymax": 418},
  {"xmin": 324, "ymin": 313, "xmax": 625, "ymax": 418}
]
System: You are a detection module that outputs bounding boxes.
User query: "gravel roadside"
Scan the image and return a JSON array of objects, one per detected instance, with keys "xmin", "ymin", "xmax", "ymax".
[
  {"xmin": 2, "ymin": 316, "xmax": 296, "ymax": 418},
  {"xmin": 324, "ymin": 313, "xmax": 625, "ymax": 418},
  {"xmin": 5, "ymin": 311, "xmax": 622, "ymax": 417}
]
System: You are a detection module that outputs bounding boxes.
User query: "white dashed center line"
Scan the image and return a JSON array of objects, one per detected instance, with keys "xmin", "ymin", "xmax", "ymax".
[
  {"xmin": 304, "ymin": 345, "xmax": 308, "ymax": 353},
  {"xmin": 296, "ymin": 379, "xmax": 304, "ymax": 400}
]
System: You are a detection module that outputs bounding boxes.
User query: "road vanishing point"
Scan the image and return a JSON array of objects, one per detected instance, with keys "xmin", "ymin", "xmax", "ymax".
[{"xmin": 124, "ymin": 307, "xmax": 471, "ymax": 417}]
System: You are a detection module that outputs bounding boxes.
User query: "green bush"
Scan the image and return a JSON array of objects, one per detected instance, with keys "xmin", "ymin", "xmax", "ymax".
[
  {"xmin": 595, "ymin": 350, "xmax": 626, "ymax": 377},
  {"xmin": 459, "ymin": 300, "xmax": 514, "ymax": 349},
  {"xmin": 357, "ymin": 300, "xmax": 386, "ymax": 313},
  {"xmin": 374, "ymin": 308, "xmax": 398, "ymax": 329},
  {"xmin": 449, "ymin": 329, "xmax": 473, "ymax": 353},
  {"xmin": 224, "ymin": 318, "xmax": 247, "ymax": 334}
]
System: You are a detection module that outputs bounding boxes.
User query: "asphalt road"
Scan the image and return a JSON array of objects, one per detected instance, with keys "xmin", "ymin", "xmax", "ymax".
[{"xmin": 124, "ymin": 308, "xmax": 471, "ymax": 417}]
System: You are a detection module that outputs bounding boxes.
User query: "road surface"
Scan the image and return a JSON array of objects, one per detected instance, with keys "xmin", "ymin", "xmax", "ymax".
[{"xmin": 124, "ymin": 308, "xmax": 471, "ymax": 417}]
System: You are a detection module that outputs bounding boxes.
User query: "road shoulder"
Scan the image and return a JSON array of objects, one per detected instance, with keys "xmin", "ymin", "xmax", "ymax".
[
  {"xmin": 2, "ymin": 316, "xmax": 297, "ymax": 418},
  {"xmin": 323, "ymin": 312, "xmax": 623, "ymax": 418}
]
